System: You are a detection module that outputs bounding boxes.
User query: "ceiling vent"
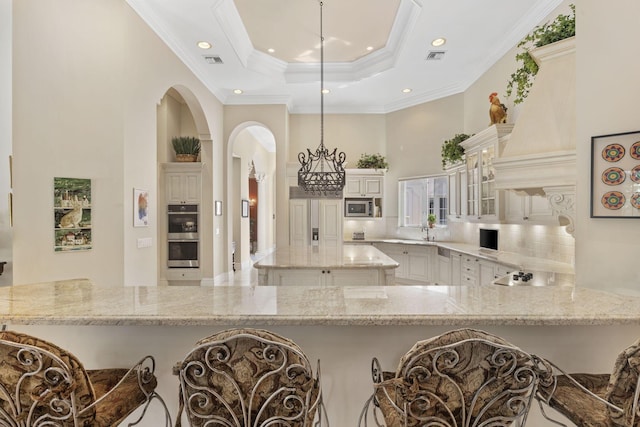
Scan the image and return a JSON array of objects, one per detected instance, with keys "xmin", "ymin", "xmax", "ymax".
[
  {"xmin": 426, "ymin": 50, "xmax": 446, "ymax": 60},
  {"xmin": 203, "ymin": 55, "xmax": 224, "ymax": 65}
]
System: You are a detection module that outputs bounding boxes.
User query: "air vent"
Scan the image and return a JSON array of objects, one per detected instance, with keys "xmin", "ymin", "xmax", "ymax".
[
  {"xmin": 203, "ymin": 55, "xmax": 224, "ymax": 64},
  {"xmin": 426, "ymin": 50, "xmax": 446, "ymax": 61}
]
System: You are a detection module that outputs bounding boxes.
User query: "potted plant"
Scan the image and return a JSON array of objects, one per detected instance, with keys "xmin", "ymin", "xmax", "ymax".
[
  {"xmin": 506, "ymin": 4, "xmax": 575, "ymax": 104},
  {"xmin": 441, "ymin": 133, "xmax": 472, "ymax": 168},
  {"xmin": 427, "ymin": 213, "xmax": 437, "ymax": 228},
  {"xmin": 171, "ymin": 136, "xmax": 201, "ymax": 162},
  {"xmin": 356, "ymin": 153, "xmax": 389, "ymax": 170}
]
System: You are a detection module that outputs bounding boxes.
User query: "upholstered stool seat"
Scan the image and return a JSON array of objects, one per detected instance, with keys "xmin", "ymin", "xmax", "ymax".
[
  {"xmin": 360, "ymin": 328, "xmax": 553, "ymax": 427},
  {"xmin": 0, "ymin": 330, "xmax": 170, "ymax": 426},
  {"xmin": 537, "ymin": 338, "xmax": 640, "ymax": 427},
  {"xmin": 174, "ymin": 328, "xmax": 325, "ymax": 427}
]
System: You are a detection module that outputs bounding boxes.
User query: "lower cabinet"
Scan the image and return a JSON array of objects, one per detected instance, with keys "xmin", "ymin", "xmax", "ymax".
[
  {"xmin": 374, "ymin": 243, "xmax": 435, "ymax": 284},
  {"xmin": 450, "ymin": 250, "xmax": 514, "ymax": 286},
  {"xmin": 262, "ymin": 268, "xmax": 386, "ymax": 286}
]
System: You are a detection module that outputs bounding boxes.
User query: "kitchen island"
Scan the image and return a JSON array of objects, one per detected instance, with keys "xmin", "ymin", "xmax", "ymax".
[
  {"xmin": 253, "ymin": 243, "xmax": 399, "ymax": 286},
  {"xmin": 1, "ymin": 278, "xmax": 639, "ymax": 426}
]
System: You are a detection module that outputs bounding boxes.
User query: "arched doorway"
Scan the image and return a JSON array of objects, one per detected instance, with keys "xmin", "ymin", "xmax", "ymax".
[{"xmin": 227, "ymin": 123, "xmax": 276, "ymax": 272}]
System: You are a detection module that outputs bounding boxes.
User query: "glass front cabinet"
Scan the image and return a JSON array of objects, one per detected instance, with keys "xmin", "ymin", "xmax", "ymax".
[{"xmin": 460, "ymin": 124, "xmax": 513, "ymax": 221}]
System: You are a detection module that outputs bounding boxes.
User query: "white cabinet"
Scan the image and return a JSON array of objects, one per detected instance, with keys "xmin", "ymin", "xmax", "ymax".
[
  {"xmin": 460, "ymin": 124, "xmax": 513, "ymax": 221},
  {"xmin": 450, "ymin": 251, "xmax": 462, "ymax": 285},
  {"xmin": 263, "ymin": 268, "xmax": 386, "ymax": 286},
  {"xmin": 289, "ymin": 199, "xmax": 343, "ymax": 247},
  {"xmin": 504, "ymin": 192, "xmax": 554, "ymax": 224},
  {"xmin": 454, "ymin": 251, "xmax": 515, "ymax": 286},
  {"xmin": 446, "ymin": 164, "xmax": 467, "ymax": 219},
  {"xmin": 374, "ymin": 243, "xmax": 434, "ymax": 283},
  {"xmin": 436, "ymin": 251, "xmax": 451, "ymax": 285},
  {"xmin": 344, "ymin": 172, "xmax": 383, "ymax": 198},
  {"xmin": 163, "ymin": 163, "xmax": 202, "ymax": 204}
]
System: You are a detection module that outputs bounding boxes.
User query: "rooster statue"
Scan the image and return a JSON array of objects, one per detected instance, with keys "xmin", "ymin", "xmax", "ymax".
[{"xmin": 488, "ymin": 92, "xmax": 508, "ymax": 125}]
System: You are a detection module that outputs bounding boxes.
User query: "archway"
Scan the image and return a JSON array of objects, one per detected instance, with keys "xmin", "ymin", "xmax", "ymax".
[
  {"xmin": 226, "ymin": 122, "xmax": 276, "ymax": 272},
  {"xmin": 156, "ymin": 86, "xmax": 213, "ymax": 285}
]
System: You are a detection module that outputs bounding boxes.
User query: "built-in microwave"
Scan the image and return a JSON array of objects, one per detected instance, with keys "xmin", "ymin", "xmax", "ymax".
[{"xmin": 345, "ymin": 198, "xmax": 373, "ymax": 217}]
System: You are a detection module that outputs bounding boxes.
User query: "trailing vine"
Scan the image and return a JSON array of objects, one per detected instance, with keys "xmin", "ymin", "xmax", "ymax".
[{"xmin": 506, "ymin": 4, "xmax": 575, "ymax": 104}]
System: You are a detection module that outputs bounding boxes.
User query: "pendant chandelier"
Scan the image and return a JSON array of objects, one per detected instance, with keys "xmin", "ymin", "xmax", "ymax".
[{"xmin": 297, "ymin": 1, "xmax": 346, "ymax": 195}]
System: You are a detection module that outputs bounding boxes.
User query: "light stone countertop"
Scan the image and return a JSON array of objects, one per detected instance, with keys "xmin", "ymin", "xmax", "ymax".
[
  {"xmin": 347, "ymin": 239, "xmax": 575, "ymax": 274},
  {"xmin": 253, "ymin": 244, "xmax": 399, "ymax": 269},
  {"xmin": 1, "ymin": 278, "xmax": 639, "ymax": 326}
]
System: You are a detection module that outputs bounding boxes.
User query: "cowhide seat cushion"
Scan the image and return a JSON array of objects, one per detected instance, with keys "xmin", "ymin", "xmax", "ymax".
[{"xmin": 176, "ymin": 328, "xmax": 320, "ymax": 427}]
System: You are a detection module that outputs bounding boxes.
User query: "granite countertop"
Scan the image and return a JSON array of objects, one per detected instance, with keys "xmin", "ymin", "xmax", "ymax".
[
  {"xmin": 347, "ymin": 238, "xmax": 574, "ymax": 274},
  {"xmin": 253, "ymin": 244, "xmax": 399, "ymax": 270},
  {"xmin": 1, "ymin": 278, "xmax": 639, "ymax": 326}
]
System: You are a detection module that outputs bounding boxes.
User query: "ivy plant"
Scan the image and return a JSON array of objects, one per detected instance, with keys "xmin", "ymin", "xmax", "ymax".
[
  {"xmin": 506, "ymin": 4, "xmax": 575, "ymax": 104},
  {"xmin": 441, "ymin": 133, "xmax": 472, "ymax": 168}
]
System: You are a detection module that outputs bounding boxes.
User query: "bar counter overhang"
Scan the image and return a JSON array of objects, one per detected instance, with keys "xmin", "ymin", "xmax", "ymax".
[
  {"xmin": 1, "ymin": 278, "xmax": 639, "ymax": 326},
  {"xmin": 2, "ymin": 279, "xmax": 640, "ymax": 426}
]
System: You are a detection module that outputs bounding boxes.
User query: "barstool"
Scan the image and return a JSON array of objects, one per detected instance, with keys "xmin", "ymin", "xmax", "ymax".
[
  {"xmin": 537, "ymin": 337, "xmax": 640, "ymax": 426},
  {"xmin": 359, "ymin": 328, "xmax": 553, "ymax": 427},
  {"xmin": 0, "ymin": 330, "xmax": 171, "ymax": 426},
  {"xmin": 173, "ymin": 328, "xmax": 327, "ymax": 426}
]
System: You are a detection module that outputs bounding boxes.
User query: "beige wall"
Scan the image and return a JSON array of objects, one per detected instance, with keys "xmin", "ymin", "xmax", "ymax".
[
  {"xmin": 576, "ymin": 0, "xmax": 640, "ymax": 293},
  {"xmin": 0, "ymin": 0, "xmax": 11, "ymax": 286},
  {"xmin": 11, "ymin": 0, "xmax": 224, "ymax": 286}
]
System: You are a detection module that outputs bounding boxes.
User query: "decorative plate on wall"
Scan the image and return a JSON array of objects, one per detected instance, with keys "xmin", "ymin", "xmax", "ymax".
[
  {"xmin": 601, "ymin": 167, "xmax": 626, "ymax": 185},
  {"xmin": 602, "ymin": 143, "xmax": 625, "ymax": 162},
  {"xmin": 601, "ymin": 191, "xmax": 625, "ymax": 210},
  {"xmin": 631, "ymin": 193, "xmax": 640, "ymax": 210},
  {"xmin": 631, "ymin": 165, "xmax": 640, "ymax": 183},
  {"xmin": 630, "ymin": 141, "xmax": 640, "ymax": 160}
]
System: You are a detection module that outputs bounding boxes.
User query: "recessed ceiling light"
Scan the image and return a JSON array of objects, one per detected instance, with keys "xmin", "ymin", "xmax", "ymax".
[
  {"xmin": 366, "ymin": 46, "xmax": 374, "ymax": 51},
  {"xmin": 233, "ymin": 89, "xmax": 243, "ymax": 94},
  {"xmin": 431, "ymin": 37, "xmax": 446, "ymax": 47},
  {"xmin": 402, "ymin": 88, "xmax": 412, "ymax": 93},
  {"xmin": 197, "ymin": 41, "xmax": 212, "ymax": 49},
  {"xmin": 267, "ymin": 48, "xmax": 275, "ymax": 53},
  {"xmin": 321, "ymin": 89, "xmax": 330, "ymax": 94}
]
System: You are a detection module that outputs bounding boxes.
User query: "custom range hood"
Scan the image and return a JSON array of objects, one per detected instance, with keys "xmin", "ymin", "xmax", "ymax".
[{"xmin": 493, "ymin": 37, "xmax": 576, "ymax": 234}]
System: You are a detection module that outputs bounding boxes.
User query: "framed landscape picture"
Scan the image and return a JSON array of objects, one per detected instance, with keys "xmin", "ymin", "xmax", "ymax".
[
  {"xmin": 54, "ymin": 177, "xmax": 92, "ymax": 251},
  {"xmin": 591, "ymin": 130, "xmax": 640, "ymax": 218}
]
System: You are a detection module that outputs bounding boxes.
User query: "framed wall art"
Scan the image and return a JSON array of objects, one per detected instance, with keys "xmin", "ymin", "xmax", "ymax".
[
  {"xmin": 134, "ymin": 188, "xmax": 149, "ymax": 227},
  {"xmin": 591, "ymin": 130, "xmax": 640, "ymax": 218},
  {"xmin": 241, "ymin": 199, "xmax": 249, "ymax": 218},
  {"xmin": 54, "ymin": 177, "xmax": 92, "ymax": 251}
]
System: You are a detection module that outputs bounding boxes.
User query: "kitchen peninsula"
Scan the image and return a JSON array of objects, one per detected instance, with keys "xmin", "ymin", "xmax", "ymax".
[
  {"xmin": 253, "ymin": 243, "xmax": 399, "ymax": 286},
  {"xmin": 1, "ymin": 279, "xmax": 640, "ymax": 426}
]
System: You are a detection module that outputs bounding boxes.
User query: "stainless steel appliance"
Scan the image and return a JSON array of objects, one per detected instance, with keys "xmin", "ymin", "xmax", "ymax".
[
  {"xmin": 345, "ymin": 198, "xmax": 373, "ymax": 217},
  {"xmin": 167, "ymin": 204, "xmax": 199, "ymax": 268},
  {"xmin": 492, "ymin": 270, "xmax": 574, "ymax": 287}
]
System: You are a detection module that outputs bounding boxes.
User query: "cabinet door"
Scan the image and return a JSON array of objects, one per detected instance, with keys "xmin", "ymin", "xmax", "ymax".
[
  {"xmin": 437, "ymin": 255, "xmax": 451, "ymax": 285},
  {"xmin": 344, "ymin": 177, "xmax": 363, "ymax": 197},
  {"xmin": 450, "ymin": 252, "xmax": 462, "ymax": 285},
  {"xmin": 270, "ymin": 269, "xmax": 323, "ymax": 286},
  {"xmin": 319, "ymin": 199, "xmax": 342, "ymax": 246},
  {"xmin": 407, "ymin": 247, "xmax": 429, "ymax": 282},
  {"xmin": 327, "ymin": 269, "xmax": 380, "ymax": 286},
  {"xmin": 289, "ymin": 200, "xmax": 308, "ymax": 247},
  {"xmin": 466, "ymin": 153, "xmax": 478, "ymax": 217},
  {"xmin": 480, "ymin": 146, "xmax": 496, "ymax": 217},
  {"xmin": 478, "ymin": 260, "xmax": 496, "ymax": 286},
  {"xmin": 363, "ymin": 177, "xmax": 382, "ymax": 197},
  {"xmin": 165, "ymin": 172, "xmax": 201, "ymax": 203},
  {"xmin": 374, "ymin": 244, "xmax": 407, "ymax": 278}
]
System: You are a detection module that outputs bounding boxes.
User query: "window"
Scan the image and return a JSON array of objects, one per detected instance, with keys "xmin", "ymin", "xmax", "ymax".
[{"xmin": 398, "ymin": 175, "xmax": 449, "ymax": 227}]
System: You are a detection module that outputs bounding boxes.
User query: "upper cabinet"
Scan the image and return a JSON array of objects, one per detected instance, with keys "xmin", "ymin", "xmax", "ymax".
[
  {"xmin": 162, "ymin": 163, "xmax": 202, "ymax": 204},
  {"xmin": 344, "ymin": 169, "xmax": 384, "ymax": 198},
  {"xmin": 460, "ymin": 124, "xmax": 513, "ymax": 221}
]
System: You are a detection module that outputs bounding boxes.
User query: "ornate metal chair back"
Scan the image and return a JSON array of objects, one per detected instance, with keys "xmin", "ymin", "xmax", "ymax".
[
  {"xmin": 373, "ymin": 328, "xmax": 552, "ymax": 427},
  {"xmin": 175, "ymin": 328, "xmax": 323, "ymax": 427},
  {"xmin": 0, "ymin": 330, "xmax": 96, "ymax": 426}
]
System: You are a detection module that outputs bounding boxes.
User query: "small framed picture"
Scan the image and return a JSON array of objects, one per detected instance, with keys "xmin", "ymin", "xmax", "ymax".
[
  {"xmin": 133, "ymin": 188, "xmax": 149, "ymax": 227},
  {"xmin": 241, "ymin": 199, "xmax": 249, "ymax": 218},
  {"xmin": 215, "ymin": 200, "xmax": 222, "ymax": 216},
  {"xmin": 591, "ymin": 130, "xmax": 640, "ymax": 218}
]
